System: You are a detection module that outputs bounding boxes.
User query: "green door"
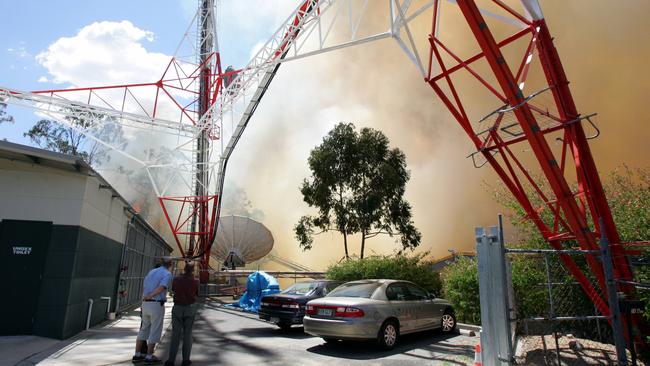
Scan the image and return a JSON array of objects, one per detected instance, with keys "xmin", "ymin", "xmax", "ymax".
[{"xmin": 0, "ymin": 220, "xmax": 52, "ymax": 335}]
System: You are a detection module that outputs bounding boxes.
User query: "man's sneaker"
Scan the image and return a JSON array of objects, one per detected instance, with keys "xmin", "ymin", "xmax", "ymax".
[
  {"xmin": 132, "ymin": 355, "xmax": 145, "ymax": 363},
  {"xmin": 145, "ymin": 356, "xmax": 163, "ymax": 365},
  {"xmin": 181, "ymin": 361, "xmax": 192, "ymax": 366},
  {"xmin": 163, "ymin": 361, "xmax": 174, "ymax": 366}
]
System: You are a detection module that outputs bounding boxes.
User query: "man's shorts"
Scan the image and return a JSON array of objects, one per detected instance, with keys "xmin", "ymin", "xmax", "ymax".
[{"xmin": 137, "ymin": 301, "xmax": 165, "ymax": 343}]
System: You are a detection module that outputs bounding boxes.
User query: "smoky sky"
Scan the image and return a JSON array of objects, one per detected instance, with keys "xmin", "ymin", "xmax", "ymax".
[{"xmin": 136, "ymin": 1, "xmax": 650, "ymax": 271}]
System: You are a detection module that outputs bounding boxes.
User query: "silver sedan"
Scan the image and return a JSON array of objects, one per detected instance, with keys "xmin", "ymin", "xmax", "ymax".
[{"xmin": 303, "ymin": 279, "xmax": 456, "ymax": 349}]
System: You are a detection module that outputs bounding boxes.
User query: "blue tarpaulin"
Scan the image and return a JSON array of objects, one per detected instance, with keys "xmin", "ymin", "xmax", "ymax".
[{"xmin": 228, "ymin": 271, "xmax": 280, "ymax": 313}]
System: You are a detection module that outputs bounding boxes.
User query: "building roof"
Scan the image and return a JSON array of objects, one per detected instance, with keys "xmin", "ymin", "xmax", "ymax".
[
  {"xmin": 0, "ymin": 139, "xmax": 93, "ymax": 174},
  {"xmin": 430, "ymin": 251, "xmax": 476, "ymax": 272},
  {"xmin": 0, "ymin": 140, "xmax": 172, "ymax": 252}
]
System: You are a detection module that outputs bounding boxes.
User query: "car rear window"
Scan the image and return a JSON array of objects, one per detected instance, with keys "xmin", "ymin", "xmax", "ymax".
[
  {"xmin": 323, "ymin": 282, "xmax": 342, "ymax": 295},
  {"xmin": 282, "ymin": 282, "xmax": 318, "ymax": 295},
  {"xmin": 327, "ymin": 282, "xmax": 380, "ymax": 298}
]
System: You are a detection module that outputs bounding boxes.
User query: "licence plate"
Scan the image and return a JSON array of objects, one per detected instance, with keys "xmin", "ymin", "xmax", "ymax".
[
  {"xmin": 270, "ymin": 317, "xmax": 280, "ymax": 323},
  {"xmin": 317, "ymin": 308, "xmax": 333, "ymax": 317}
]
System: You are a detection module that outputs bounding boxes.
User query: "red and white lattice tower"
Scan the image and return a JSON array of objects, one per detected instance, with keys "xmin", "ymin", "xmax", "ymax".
[{"xmin": 0, "ymin": 0, "xmax": 226, "ymax": 282}]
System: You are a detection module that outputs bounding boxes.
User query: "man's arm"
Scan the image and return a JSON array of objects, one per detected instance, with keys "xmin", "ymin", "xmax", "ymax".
[
  {"xmin": 143, "ymin": 271, "xmax": 173, "ymax": 300},
  {"xmin": 143, "ymin": 285, "xmax": 167, "ymax": 300}
]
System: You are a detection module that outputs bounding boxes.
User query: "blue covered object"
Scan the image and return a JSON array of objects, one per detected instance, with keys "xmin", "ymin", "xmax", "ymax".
[{"xmin": 229, "ymin": 271, "xmax": 280, "ymax": 313}]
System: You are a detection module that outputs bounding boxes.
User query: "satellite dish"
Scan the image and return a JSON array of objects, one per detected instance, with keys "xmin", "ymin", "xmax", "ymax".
[{"xmin": 212, "ymin": 215, "xmax": 274, "ymax": 268}]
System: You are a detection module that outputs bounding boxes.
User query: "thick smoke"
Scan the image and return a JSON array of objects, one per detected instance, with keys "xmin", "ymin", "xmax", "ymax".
[
  {"xmin": 223, "ymin": 0, "xmax": 650, "ymax": 271},
  {"xmin": 38, "ymin": 2, "xmax": 647, "ymax": 269}
]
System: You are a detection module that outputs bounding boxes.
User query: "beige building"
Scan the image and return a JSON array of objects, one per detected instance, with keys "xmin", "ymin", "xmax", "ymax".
[{"xmin": 0, "ymin": 140, "xmax": 172, "ymax": 339}]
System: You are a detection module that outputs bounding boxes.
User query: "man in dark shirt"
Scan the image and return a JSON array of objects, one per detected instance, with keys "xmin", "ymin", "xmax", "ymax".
[{"xmin": 165, "ymin": 262, "xmax": 199, "ymax": 366}]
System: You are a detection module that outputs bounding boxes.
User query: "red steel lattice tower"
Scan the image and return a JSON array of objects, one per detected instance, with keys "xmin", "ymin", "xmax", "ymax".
[{"xmin": 425, "ymin": 0, "xmax": 647, "ymax": 350}]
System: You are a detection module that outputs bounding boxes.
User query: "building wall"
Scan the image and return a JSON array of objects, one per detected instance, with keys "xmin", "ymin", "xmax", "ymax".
[
  {"xmin": 33, "ymin": 225, "xmax": 122, "ymax": 339},
  {"xmin": 0, "ymin": 154, "xmax": 171, "ymax": 339},
  {"xmin": 0, "ymin": 159, "xmax": 85, "ymax": 226},
  {"xmin": 0, "ymin": 159, "xmax": 127, "ymax": 338},
  {"xmin": 0, "ymin": 158, "xmax": 130, "ymax": 242},
  {"xmin": 79, "ymin": 177, "xmax": 129, "ymax": 244}
]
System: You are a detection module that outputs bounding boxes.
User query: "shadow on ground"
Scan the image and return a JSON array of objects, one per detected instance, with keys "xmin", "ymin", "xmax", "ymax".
[
  {"xmin": 232, "ymin": 325, "xmax": 312, "ymax": 340},
  {"xmin": 306, "ymin": 330, "xmax": 473, "ymax": 364},
  {"xmin": 201, "ymin": 299, "xmax": 311, "ymax": 339},
  {"xmin": 524, "ymin": 347, "xmax": 620, "ymax": 365},
  {"xmin": 155, "ymin": 300, "xmax": 282, "ymax": 365},
  {"xmin": 156, "ymin": 299, "xmax": 475, "ymax": 365}
]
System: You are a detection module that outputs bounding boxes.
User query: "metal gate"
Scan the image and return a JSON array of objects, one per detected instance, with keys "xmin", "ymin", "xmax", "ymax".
[{"xmin": 115, "ymin": 214, "xmax": 173, "ymax": 312}]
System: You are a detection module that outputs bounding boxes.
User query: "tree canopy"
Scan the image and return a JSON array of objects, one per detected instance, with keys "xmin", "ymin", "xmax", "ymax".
[
  {"xmin": 0, "ymin": 98, "xmax": 13, "ymax": 124},
  {"xmin": 294, "ymin": 122, "xmax": 421, "ymax": 259},
  {"xmin": 24, "ymin": 110, "xmax": 125, "ymax": 166},
  {"xmin": 0, "ymin": 102, "xmax": 122, "ymax": 167}
]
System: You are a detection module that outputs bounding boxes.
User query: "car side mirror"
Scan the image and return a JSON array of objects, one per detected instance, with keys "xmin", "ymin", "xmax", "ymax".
[{"xmin": 427, "ymin": 293, "xmax": 436, "ymax": 300}]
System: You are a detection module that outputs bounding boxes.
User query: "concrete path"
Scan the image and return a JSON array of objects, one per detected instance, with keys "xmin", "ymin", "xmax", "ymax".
[
  {"xmin": 0, "ymin": 336, "xmax": 59, "ymax": 366},
  {"xmin": 0, "ymin": 300, "xmax": 173, "ymax": 366}
]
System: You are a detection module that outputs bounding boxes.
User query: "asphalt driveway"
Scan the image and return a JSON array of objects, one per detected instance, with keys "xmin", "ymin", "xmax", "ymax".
[{"xmin": 147, "ymin": 299, "xmax": 476, "ymax": 366}]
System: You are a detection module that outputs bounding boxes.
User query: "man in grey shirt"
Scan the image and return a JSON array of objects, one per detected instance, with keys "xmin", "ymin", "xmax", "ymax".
[{"xmin": 133, "ymin": 257, "xmax": 173, "ymax": 364}]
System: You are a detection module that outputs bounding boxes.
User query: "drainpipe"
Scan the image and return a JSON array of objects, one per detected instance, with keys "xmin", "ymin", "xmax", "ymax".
[
  {"xmin": 100, "ymin": 296, "xmax": 114, "ymax": 320},
  {"xmin": 85, "ymin": 298, "xmax": 94, "ymax": 330}
]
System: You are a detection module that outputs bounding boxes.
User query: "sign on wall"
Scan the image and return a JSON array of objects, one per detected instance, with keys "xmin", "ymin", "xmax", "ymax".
[{"xmin": 12, "ymin": 246, "xmax": 32, "ymax": 255}]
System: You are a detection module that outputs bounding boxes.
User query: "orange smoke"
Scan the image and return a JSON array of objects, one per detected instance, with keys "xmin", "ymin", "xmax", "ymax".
[{"xmin": 220, "ymin": 1, "xmax": 650, "ymax": 271}]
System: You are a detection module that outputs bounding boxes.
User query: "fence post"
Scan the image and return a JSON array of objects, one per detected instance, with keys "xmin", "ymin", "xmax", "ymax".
[
  {"xmin": 497, "ymin": 214, "xmax": 515, "ymax": 362},
  {"xmin": 542, "ymin": 253, "xmax": 562, "ymax": 364},
  {"xmin": 477, "ymin": 218, "xmax": 514, "ymax": 366},
  {"xmin": 599, "ymin": 218, "xmax": 629, "ymax": 365}
]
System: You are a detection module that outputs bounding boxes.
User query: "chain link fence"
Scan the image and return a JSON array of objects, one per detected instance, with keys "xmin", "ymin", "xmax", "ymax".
[
  {"xmin": 509, "ymin": 250, "xmax": 610, "ymax": 340},
  {"xmin": 476, "ymin": 218, "xmax": 649, "ymax": 365},
  {"xmin": 504, "ymin": 248, "xmax": 648, "ymax": 365}
]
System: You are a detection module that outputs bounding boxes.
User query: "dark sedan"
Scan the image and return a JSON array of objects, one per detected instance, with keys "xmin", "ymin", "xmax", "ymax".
[{"xmin": 259, "ymin": 280, "xmax": 342, "ymax": 330}]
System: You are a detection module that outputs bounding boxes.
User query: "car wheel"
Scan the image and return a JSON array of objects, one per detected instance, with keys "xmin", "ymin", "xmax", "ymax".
[
  {"xmin": 377, "ymin": 319, "xmax": 399, "ymax": 350},
  {"xmin": 277, "ymin": 322, "xmax": 292, "ymax": 331},
  {"xmin": 440, "ymin": 310, "xmax": 456, "ymax": 334}
]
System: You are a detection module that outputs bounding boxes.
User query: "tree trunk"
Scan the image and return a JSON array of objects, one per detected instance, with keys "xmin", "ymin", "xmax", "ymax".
[
  {"xmin": 360, "ymin": 231, "xmax": 366, "ymax": 259},
  {"xmin": 343, "ymin": 231, "xmax": 349, "ymax": 259}
]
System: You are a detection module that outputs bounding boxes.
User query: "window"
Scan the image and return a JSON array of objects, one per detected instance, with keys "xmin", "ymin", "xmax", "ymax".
[
  {"xmin": 282, "ymin": 282, "xmax": 318, "ymax": 295},
  {"xmin": 323, "ymin": 282, "xmax": 342, "ymax": 295},
  {"xmin": 405, "ymin": 283, "xmax": 428, "ymax": 301},
  {"xmin": 327, "ymin": 281, "xmax": 381, "ymax": 298},
  {"xmin": 386, "ymin": 283, "xmax": 409, "ymax": 301}
]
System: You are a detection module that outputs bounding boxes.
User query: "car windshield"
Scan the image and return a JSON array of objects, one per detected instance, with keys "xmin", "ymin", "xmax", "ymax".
[
  {"xmin": 282, "ymin": 282, "xmax": 319, "ymax": 295},
  {"xmin": 327, "ymin": 282, "xmax": 380, "ymax": 298}
]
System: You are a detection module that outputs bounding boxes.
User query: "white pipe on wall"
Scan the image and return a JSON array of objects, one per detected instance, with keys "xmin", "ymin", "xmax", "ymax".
[
  {"xmin": 100, "ymin": 296, "xmax": 111, "ymax": 317},
  {"xmin": 85, "ymin": 299, "xmax": 94, "ymax": 330}
]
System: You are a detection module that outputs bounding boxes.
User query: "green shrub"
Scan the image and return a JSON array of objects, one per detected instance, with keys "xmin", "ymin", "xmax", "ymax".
[
  {"xmin": 325, "ymin": 253, "xmax": 441, "ymax": 295},
  {"xmin": 439, "ymin": 255, "xmax": 555, "ymax": 326},
  {"xmin": 509, "ymin": 256, "xmax": 547, "ymax": 319},
  {"xmin": 440, "ymin": 256, "xmax": 480, "ymax": 325}
]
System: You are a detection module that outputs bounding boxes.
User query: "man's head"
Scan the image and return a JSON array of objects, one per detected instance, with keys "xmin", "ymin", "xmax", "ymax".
[
  {"xmin": 184, "ymin": 261, "xmax": 195, "ymax": 275},
  {"xmin": 161, "ymin": 256, "xmax": 173, "ymax": 269}
]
